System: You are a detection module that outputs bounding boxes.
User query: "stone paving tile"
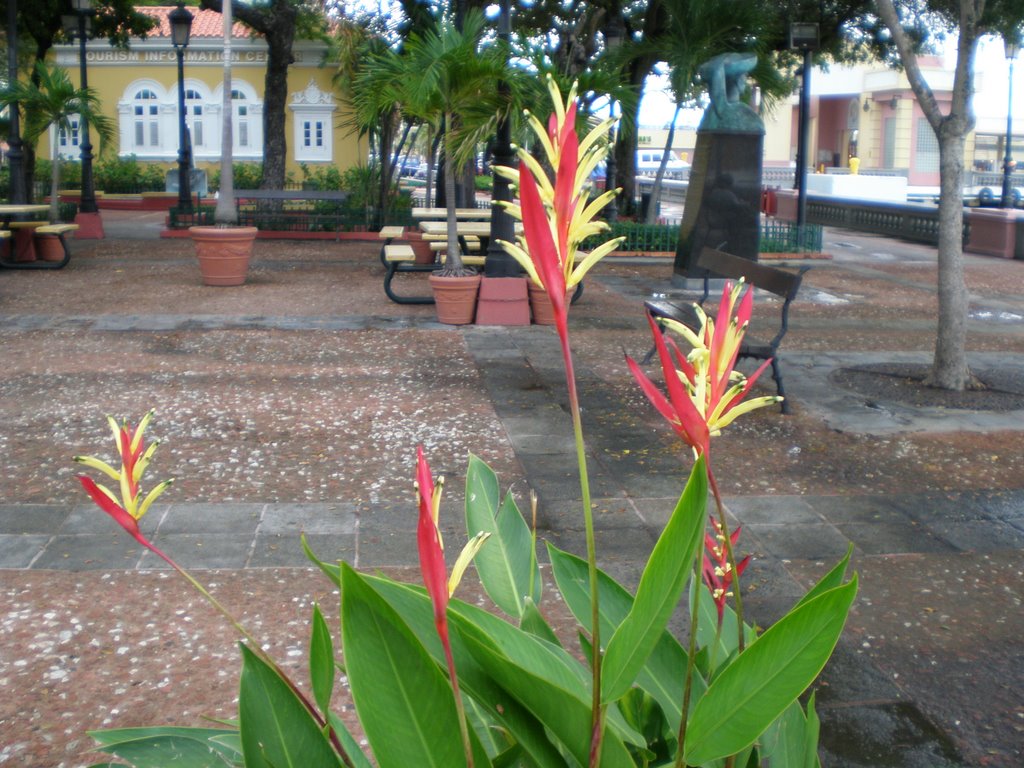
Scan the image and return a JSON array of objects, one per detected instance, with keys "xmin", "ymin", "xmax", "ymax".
[
  {"xmin": 32, "ymin": 533, "xmax": 144, "ymax": 570},
  {"xmin": 141, "ymin": 533, "xmax": 254, "ymax": 569},
  {"xmin": 0, "ymin": 505, "xmax": 68, "ymax": 535},
  {"xmin": 0, "ymin": 534, "xmax": 51, "ymax": 568},
  {"xmin": 259, "ymin": 502, "xmax": 358, "ymax": 535},
  {"xmin": 158, "ymin": 503, "xmax": 265, "ymax": 534}
]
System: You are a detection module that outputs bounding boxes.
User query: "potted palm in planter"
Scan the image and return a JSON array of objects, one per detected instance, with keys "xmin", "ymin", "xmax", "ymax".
[
  {"xmin": 382, "ymin": 11, "xmax": 517, "ymax": 323},
  {"xmin": 184, "ymin": 0, "xmax": 258, "ymax": 286}
]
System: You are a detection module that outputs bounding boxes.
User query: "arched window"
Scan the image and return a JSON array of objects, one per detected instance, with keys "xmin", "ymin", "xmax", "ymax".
[
  {"xmin": 185, "ymin": 88, "xmax": 204, "ymax": 148},
  {"xmin": 133, "ymin": 88, "xmax": 160, "ymax": 149},
  {"xmin": 56, "ymin": 116, "xmax": 81, "ymax": 159},
  {"xmin": 232, "ymin": 89, "xmax": 250, "ymax": 150}
]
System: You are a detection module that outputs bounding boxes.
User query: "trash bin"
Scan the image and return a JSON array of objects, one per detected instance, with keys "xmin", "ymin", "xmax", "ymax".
[{"xmin": 640, "ymin": 192, "xmax": 660, "ymax": 219}]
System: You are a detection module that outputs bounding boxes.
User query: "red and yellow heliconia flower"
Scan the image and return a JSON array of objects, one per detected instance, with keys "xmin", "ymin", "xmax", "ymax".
[
  {"xmin": 416, "ymin": 446, "xmax": 488, "ymax": 768},
  {"xmin": 702, "ymin": 515, "xmax": 751, "ymax": 623},
  {"xmin": 496, "ymin": 75, "xmax": 625, "ymax": 331},
  {"xmin": 74, "ymin": 410, "xmax": 174, "ymax": 559},
  {"xmin": 415, "ymin": 446, "xmax": 489, "ymax": 644},
  {"xmin": 626, "ymin": 280, "xmax": 782, "ymax": 458}
]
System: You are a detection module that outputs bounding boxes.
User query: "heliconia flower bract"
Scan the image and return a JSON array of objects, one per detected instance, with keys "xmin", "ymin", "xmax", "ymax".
[
  {"xmin": 74, "ymin": 411, "xmax": 175, "ymax": 563},
  {"xmin": 702, "ymin": 515, "xmax": 751, "ymax": 623},
  {"xmin": 495, "ymin": 75, "xmax": 625, "ymax": 332},
  {"xmin": 626, "ymin": 279, "xmax": 782, "ymax": 459},
  {"xmin": 415, "ymin": 446, "xmax": 488, "ymax": 768}
]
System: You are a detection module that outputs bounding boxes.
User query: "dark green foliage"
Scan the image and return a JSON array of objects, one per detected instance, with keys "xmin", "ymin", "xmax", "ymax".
[{"xmin": 94, "ymin": 157, "xmax": 166, "ymax": 194}]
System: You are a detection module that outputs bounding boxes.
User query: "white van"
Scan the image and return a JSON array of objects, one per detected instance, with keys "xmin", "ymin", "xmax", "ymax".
[{"xmin": 636, "ymin": 150, "xmax": 690, "ymax": 175}]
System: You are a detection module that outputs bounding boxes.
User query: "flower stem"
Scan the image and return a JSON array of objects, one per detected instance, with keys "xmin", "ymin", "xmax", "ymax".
[
  {"xmin": 675, "ymin": 560, "xmax": 702, "ymax": 768},
  {"xmin": 443, "ymin": 637, "xmax": 475, "ymax": 768},
  {"xmin": 557, "ymin": 326, "xmax": 604, "ymax": 767},
  {"xmin": 707, "ymin": 468, "xmax": 745, "ymax": 652}
]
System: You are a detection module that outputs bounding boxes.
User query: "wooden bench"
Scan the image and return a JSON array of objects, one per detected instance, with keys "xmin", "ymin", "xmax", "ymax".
[{"xmin": 642, "ymin": 247, "xmax": 808, "ymax": 414}]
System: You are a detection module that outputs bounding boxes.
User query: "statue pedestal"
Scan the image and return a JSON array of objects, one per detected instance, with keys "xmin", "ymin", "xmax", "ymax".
[{"xmin": 674, "ymin": 130, "xmax": 763, "ymax": 277}]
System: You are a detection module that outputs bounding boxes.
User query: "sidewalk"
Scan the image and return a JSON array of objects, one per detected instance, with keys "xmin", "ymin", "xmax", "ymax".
[{"xmin": 1, "ymin": 216, "xmax": 1022, "ymax": 767}]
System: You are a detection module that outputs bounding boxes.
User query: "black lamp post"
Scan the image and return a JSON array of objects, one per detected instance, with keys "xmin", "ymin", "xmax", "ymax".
[
  {"xmin": 69, "ymin": 0, "xmax": 98, "ymax": 217},
  {"xmin": 1001, "ymin": 31, "xmax": 1020, "ymax": 209},
  {"xmin": 790, "ymin": 22, "xmax": 819, "ymax": 236},
  {"xmin": 485, "ymin": 0, "xmax": 518, "ymax": 277},
  {"xmin": 170, "ymin": 2, "xmax": 194, "ymax": 214},
  {"xmin": 6, "ymin": 0, "xmax": 26, "ymax": 204},
  {"xmin": 603, "ymin": 17, "xmax": 625, "ymax": 223}
]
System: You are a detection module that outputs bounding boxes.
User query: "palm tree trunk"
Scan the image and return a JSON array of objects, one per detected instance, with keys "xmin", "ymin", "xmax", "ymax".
[
  {"xmin": 443, "ymin": 112, "xmax": 464, "ymax": 274},
  {"xmin": 214, "ymin": 0, "xmax": 238, "ymax": 225},
  {"xmin": 645, "ymin": 105, "xmax": 681, "ymax": 225},
  {"xmin": 50, "ymin": 149, "xmax": 61, "ymax": 222}
]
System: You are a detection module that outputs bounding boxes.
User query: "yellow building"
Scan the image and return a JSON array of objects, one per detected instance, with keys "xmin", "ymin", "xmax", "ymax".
[{"xmin": 48, "ymin": 6, "xmax": 364, "ymax": 186}]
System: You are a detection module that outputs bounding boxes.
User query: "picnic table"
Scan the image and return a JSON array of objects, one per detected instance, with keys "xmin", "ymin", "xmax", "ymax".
[{"xmin": 0, "ymin": 204, "xmax": 75, "ymax": 270}]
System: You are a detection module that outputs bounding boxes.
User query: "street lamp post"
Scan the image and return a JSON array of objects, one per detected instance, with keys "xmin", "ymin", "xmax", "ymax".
[
  {"xmin": 6, "ymin": 0, "xmax": 26, "ymax": 204},
  {"xmin": 170, "ymin": 2, "xmax": 194, "ymax": 215},
  {"xmin": 485, "ymin": 0, "xmax": 518, "ymax": 277},
  {"xmin": 1001, "ymin": 32, "xmax": 1020, "ymax": 209},
  {"xmin": 790, "ymin": 22, "xmax": 819, "ymax": 238},
  {"xmin": 69, "ymin": 0, "xmax": 102, "ymax": 236}
]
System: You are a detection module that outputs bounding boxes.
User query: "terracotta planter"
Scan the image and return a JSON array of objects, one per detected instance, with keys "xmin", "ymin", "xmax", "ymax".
[
  {"xmin": 35, "ymin": 234, "xmax": 66, "ymax": 262},
  {"xmin": 528, "ymin": 281, "xmax": 571, "ymax": 325},
  {"xmin": 403, "ymin": 232, "xmax": 435, "ymax": 264},
  {"xmin": 189, "ymin": 226, "xmax": 258, "ymax": 286},
  {"xmin": 428, "ymin": 272, "xmax": 481, "ymax": 325}
]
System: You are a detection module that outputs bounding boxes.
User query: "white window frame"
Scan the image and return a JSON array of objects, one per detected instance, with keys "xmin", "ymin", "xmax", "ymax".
[{"xmin": 290, "ymin": 79, "xmax": 336, "ymax": 163}]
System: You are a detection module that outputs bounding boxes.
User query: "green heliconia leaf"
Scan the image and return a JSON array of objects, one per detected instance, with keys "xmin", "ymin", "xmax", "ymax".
[
  {"xmin": 457, "ymin": 622, "xmax": 638, "ymax": 768},
  {"xmin": 238, "ymin": 644, "xmax": 341, "ymax": 768},
  {"xmin": 302, "ymin": 534, "xmax": 341, "ymax": 587},
  {"xmin": 340, "ymin": 564, "xmax": 483, "ymax": 768},
  {"xmin": 327, "ymin": 713, "xmax": 375, "ymax": 768},
  {"xmin": 86, "ymin": 729, "xmax": 239, "ymax": 767},
  {"xmin": 793, "ymin": 544, "xmax": 853, "ymax": 611},
  {"xmin": 519, "ymin": 596, "xmax": 561, "ymax": 646},
  {"xmin": 684, "ymin": 576, "xmax": 858, "ymax": 765},
  {"xmin": 602, "ymin": 457, "xmax": 707, "ymax": 703},
  {"xmin": 804, "ymin": 692, "xmax": 822, "ymax": 768},
  {"xmin": 757, "ymin": 700, "xmax": 811, "ymax": 768},
  {"xmin": 363, "ymin": 575, "xmax": 570, "ymax": 768},
  {"xmin": 465, "ymin": 454, "xmax": 541, "ymax": 618},
  {"xmin": 309, "ymin": 603, "xmax": 335, "ymax": 716},
  {"xmin": 547, "ymin": 544, "xmax": 702, "ymax": 734}
]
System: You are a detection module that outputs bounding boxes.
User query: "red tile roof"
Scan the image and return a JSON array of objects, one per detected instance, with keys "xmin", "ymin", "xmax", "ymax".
[{"xmin": 137, "ymin": 6, "xmax": 252, "ymax": 39}]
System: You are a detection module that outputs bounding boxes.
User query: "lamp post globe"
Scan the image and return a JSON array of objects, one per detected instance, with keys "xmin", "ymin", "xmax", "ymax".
[{"xmin": 170, "ymin": 2, "xmax": 195, "ymax": 214}]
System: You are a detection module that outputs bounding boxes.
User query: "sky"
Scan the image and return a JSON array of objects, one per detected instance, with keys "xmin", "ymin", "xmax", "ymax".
[{"xmin": 639, "ymin": 34, "xmax": 1024, "ymax": 129}]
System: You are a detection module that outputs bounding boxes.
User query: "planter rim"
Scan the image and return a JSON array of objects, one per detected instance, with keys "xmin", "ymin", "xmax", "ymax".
[{"xmin": 189, "ymin": 225, "xmax": 259, "ymax": 235}]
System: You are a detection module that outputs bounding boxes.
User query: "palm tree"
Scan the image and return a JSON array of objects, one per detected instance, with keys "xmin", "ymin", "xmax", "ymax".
[
  {"xmin": 0, "ymin": 62, "xmax": 114, "ymax": 221},
  {"xmin": 389, "ymin": 10, "xmax": 517, "ymax": 275}
]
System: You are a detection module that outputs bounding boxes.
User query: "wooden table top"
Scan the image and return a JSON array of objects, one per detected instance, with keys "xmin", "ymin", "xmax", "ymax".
[
  {"xmin": 412, "ymin": 207, "xmax": 493, "ymax": 220},
  {"xmin": 0, "ymin": 204, "xmax": 50, "ymax": 216},
  {"xmin": 418, "ymin": 220, "xmax": 521, "ymax": 236}
]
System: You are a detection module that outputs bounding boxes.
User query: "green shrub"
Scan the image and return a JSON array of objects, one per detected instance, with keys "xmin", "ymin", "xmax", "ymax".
[
  {"xmin": 210, "ymin": 162, "xmax": 265, "ymax": 192},
  {"xmin": 93, "ymin": 156, "xmax": 165, "ymax": 193}
]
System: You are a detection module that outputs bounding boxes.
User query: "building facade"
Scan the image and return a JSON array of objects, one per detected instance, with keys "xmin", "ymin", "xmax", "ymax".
[{"xmin": 48, "ymin": 6, "xmax": 364, "ymax": 184}]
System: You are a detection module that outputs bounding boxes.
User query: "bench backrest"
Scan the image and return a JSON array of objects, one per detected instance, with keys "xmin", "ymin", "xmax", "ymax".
[
  {"xmin": 233, "ymin": 189, "xmax": 349, "ymax": 201},
  {"xmin": 697, "ymin": 247, "xmax": 804, "ymax": 302}
]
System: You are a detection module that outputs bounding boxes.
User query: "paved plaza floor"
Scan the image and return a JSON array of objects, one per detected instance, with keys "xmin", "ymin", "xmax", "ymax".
[{"xmin": 1, "ymin": 211, "xmax": 1022, "ymax": 767}]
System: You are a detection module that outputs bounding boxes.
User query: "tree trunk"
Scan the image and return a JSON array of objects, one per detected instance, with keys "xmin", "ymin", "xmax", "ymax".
[
  {"xmin": 214, "ymin": 0, "xmax": 237, "ymax": 225},
  {"xmin": 442, "ymin": 112, "xmax": 465, "ymax": 275},
  {"xmin": 261, "ymin": 21, "xmax": 295, "ymax": 191},
  {"xmin": 928, "ymin": 122, "xmax": 973, "ymax": 389},
  {"xmin": 874, "ymin": 0, "xmax": 979, "ymax": 390},
  {"xmin": 645, "ymin": 105, "xmax": 681, "ymax": 225},
  {"xmin": 49, "ymin": 150, "xmax": 60, "ymax": 223}
]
